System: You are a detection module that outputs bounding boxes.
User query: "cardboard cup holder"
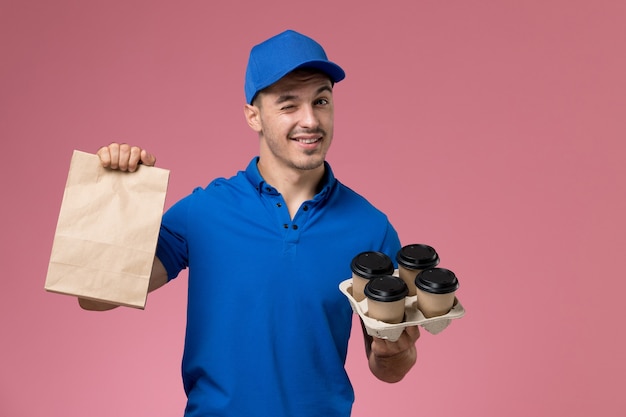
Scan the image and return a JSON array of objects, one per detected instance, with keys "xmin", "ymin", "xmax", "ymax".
[{"xmin": 339, "ymin": 275, "xmax": 465, "ymax": 341}]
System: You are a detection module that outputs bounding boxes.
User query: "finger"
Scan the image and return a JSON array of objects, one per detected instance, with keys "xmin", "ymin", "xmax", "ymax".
[
  {"xmin": 371, "ymin": 336, "xmax": 404, "ymax": 357},
  {"xmin": 140, "ymin": 149, "xmax": 156, "ymax": 167},
  {"xmin": 97, "ymin": 146, "xmax": 112, "ymax": 168},
  {"xmin": 404, "ymin": 325, "xmax": 421, "ymax": 343},
  {"xmin": 371, "ymin": 327, "xmax": 419, "ymax": 357},
  {"xmin": 117, "ymin": 143, "xmax": 132, "ymax": 171},
  {"xmin": 108, "ymin": 143, "xmax": 121, "ymax": 169},
  {"xmin": 390, "ymin": 327, "xmax": 419, "ymax": 351},
  {"xmin": 127, "ymin": 146, "xmax": 143, "ymax": 172}
]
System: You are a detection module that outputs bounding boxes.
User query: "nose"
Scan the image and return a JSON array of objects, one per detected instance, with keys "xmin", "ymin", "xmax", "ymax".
[{"xmin": 299, "ymin": 104, "xmax": 319, "ymax": 129}]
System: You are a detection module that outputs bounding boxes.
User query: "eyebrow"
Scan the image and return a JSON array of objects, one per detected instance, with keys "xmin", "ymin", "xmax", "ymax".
[{"xmin": 274, "ymin": 85, "xmax": 333, "ymax": 105}]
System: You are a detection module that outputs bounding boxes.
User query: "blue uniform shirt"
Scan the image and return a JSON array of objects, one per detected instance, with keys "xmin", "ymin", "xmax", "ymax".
[{"xmin": 157, "ymin": 157, "xmax": 401, "ymax": 417}]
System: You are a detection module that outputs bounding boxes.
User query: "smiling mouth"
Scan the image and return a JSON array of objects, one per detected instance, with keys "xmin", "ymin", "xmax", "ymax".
[{"xmin": 293, "ymin": 137, "xmax": 322, "ymax": 144}]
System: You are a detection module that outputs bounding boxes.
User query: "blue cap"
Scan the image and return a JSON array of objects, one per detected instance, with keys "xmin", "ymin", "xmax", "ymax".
[{"xmin": 245, "ymin": 29, "xmax": 346, "ymax": 104}]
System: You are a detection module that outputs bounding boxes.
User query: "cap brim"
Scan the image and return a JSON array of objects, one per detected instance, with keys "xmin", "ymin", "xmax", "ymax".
[
  {"xmin": 247, "ymin": 60, "xmax": 346, "ymax": 104},
  {"xmin": 293, "ymin": 60, "xmax": 346, "ymax": 83}
]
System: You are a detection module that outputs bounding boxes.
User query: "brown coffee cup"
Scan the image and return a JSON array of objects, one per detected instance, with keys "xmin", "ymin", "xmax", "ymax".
[
  {"xmin": 415, "ymin": 268, "xmax": 459, "ymax": 318},
  {"xmin": 350, "ymin": 251, "xmax": 394, "ymax": 302},
  {"xmin": 396, "ymin": 244, "xmax": 440, "ymax": 296},
  {"xmin": 364, "ymin": 275, "xmax": 409, "ymax": 324}
]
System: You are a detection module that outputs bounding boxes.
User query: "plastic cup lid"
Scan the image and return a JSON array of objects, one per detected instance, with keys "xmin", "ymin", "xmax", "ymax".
[
  {"xmin": 350, "ymin": 251, "xmax": 394, "ymax": 279},
  {"xmin": 396, "ymin": 244, "xmax": 440, "ymax": 270},
  {"xmin": 364, "ymin": 275, "xmax": 409, "ymax": 302},
  {"xmin": 415, "ymin": 268, "xmax": 459, "ymax": 294}
]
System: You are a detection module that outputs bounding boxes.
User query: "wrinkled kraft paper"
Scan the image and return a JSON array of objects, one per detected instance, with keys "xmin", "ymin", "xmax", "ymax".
[{"xmin": 45, "ymin": 150, "xmax": 170, "ymax": 309}]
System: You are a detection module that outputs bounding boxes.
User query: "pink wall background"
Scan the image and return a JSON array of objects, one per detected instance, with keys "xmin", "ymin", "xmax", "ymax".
[{"xmin": 2, "ymin": 0, "xmax": 625, "ymax": 415}]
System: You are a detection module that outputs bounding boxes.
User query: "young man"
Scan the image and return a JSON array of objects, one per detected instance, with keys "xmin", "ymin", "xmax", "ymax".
[{"xmin": 86, "ymin": 29, "xmax": 419, "ymax": 417}]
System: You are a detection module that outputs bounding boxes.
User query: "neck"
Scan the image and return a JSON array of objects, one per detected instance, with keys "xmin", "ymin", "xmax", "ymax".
[{"xmin": 257, "ymin": 159, "xmax": 325, "ymax": 219}]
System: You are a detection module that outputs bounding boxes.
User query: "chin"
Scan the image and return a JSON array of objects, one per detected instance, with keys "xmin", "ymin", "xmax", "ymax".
[{"xmin": 293, "ymin": 157, "xmax": 325, "ymax": 171}]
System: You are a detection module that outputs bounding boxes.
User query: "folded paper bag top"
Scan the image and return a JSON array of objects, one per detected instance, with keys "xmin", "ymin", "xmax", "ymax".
[{"xmin": 44, "ymin": 150, "xmax": 170, "ymax": 309}]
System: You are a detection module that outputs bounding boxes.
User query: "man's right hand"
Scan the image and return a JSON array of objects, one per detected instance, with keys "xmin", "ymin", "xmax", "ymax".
[{"xmin": 97, "ymin": 143, "xmax": 157, "ymax": 172}]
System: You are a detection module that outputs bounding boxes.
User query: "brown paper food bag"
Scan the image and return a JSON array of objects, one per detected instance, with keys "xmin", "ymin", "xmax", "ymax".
[{"xmin": 45, "ymin": 150, "xmax": 170, "ymax": 309}]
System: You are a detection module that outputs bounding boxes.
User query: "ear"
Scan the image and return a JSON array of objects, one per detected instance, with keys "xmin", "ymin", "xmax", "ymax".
[{"xmin": 244, "ymin": 104, "xmax": 262, "ymax": 133}]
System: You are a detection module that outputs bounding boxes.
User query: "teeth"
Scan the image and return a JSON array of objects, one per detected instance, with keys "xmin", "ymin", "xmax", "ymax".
[{"xmin": 298, "ymin": 138, "xmax": 319, "ymax": 144}]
